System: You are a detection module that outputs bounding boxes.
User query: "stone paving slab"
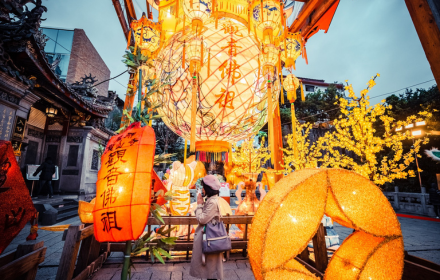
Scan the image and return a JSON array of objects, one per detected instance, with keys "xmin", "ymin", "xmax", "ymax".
[{"xmin": 1, "ymin": 213, "xmax": 440, "ymax": 279}]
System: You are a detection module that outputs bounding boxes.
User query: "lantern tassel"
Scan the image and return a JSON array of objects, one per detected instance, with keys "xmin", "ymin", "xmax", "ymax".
[
  {"xmin": 304, "ymin": 44, "xmax": 308, "ymax": 64},
  {"xmin": 291, "ymin": 102, "xmax": 298, "ymax": 160},
  {"xmin": 258, "ymin": 54, "xmax": 261, "ymax": 79},
  {"xmin": 190, "ymin": 77, "xmax": 197, "ymax": 152},
  {"xmin": 184, "ymin": 139, "xmax": 187, "ymax": 164},
  {"xmin": 182, "ymin": 41, "xmax": 186, "ymax": 69},
  {"xmin": 200, "ymin": 38, "xmax": 204, "ymax": 67},
  {"xmin": 183, "ymin": 14, "xmax": 186, "ymax": 36},
  {"xmin": 127, "ymin": 29, "xmax": 132, "ymax": 49},
  {"xmin": 247, "ymin": 7, "xmax": 250, "ymax": 34},
  {"xmin": 268, "ymin": 81, "xmax": 275, "ymax": 164},
  {"xmin": 280, "ymin": 74, "xmax": 284, "ymax": 104},
  {"xmin": 207, "ymin": 48, "xmax": 211, "ymax": 76},
  {"xmin": 300, "ymin": 81, "xmax": 305, "ymax": 101},
  {"xmin": 175, "ymin": 0, "xmax": 179, "ymax": 18},
  {"xmin": 190, "ymin": 0, "xmax": 193, "ymax": 9}
]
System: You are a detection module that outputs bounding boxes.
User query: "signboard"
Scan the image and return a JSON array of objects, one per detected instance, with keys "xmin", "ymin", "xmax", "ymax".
[
  {"xmin": 26, "ymin": 164, "xmax": 59, "ymax": 181},
  {"xmin": 10, "ymin": 140, "xmax": 22, "ymax": 156},
  {"xmin": 12, "ymin": 116, "xmax": 26, "ymax": 139},
  {"xmin": 0, "ymin": 104, "xmax": 16, "ymax": 141}
]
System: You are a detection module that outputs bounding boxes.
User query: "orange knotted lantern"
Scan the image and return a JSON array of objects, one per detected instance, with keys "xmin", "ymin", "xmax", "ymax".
[{"xmin": 93, "ymin": 122, "xmax": 156, "ymax": 242}]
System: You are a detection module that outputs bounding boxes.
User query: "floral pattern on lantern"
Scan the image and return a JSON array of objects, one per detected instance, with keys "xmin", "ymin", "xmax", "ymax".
[
  {"xmin": 154, "ymin": 19, "xmax": 280, "ymax": 143},
  {"xmin": 280, "ymin": 32, "xmax": 302, "ymax": 69},
  {"xmin": 93, "ymin": 122, "xmax": 156, "ymax": 242},
  {"xmin": 131, "ymin": 14, "xmax": 162, "ymax": 57},
  {"xmin": 251, "ymin": 0, "xmax": 282, "ymax": 44},
  {"xmin": 248, "ymin": 168, "xmax": 404, "ymax": 280},
  {"xmin": 182, "ymin": 0, "xmax": 212, "ymax": 33}
]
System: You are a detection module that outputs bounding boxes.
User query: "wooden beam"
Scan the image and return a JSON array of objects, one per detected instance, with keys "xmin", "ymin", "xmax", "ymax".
[
  {"xmin": 0, "ymin": 247, "xmax": 46, "ymax": 280},
  {"xmin": 56, "ymin": 225, "xmax": 84, "ymax": 280},
  {"xmin": 146, "ymin": 215, "xmax": 254, "ymax": 225},
  {"xmin": 124, "ymin": 0, "xmax": 138, "ymax": 22},
  {"xmin": 312, "ymin": 223, "xmax": 328, "ymax": 273},
  {"xmin": 405, "ymin": 0, "xmax": 440, "ymax": 90},
  {"xmin": 111, "ymin": 0, "xmax": 130, "ymax": 41},
  {"xmin": 289, "ymin": 0, "xmax": 324, "ymax": 32},
  {"xmin": 302, "ymin": 0, "xmax": 339, "ymax": 38}
]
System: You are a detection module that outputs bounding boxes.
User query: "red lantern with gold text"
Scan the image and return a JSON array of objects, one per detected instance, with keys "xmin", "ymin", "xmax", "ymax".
[{"xmin": 93, "ymin": 122, "xmax": 156, "ymax": 242}]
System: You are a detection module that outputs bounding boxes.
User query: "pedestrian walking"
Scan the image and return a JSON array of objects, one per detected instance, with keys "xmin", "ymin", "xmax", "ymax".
[
  {"xmin": 32, "ymin": 157, "xmax": 56, "ymax": 198},
  {"xmin": 428, "ymin": 183, "xmax": 440, "ymax": 219},
  {"xmin": 190, "ymin": 175, "xmax": 224, "ymax": 280}
]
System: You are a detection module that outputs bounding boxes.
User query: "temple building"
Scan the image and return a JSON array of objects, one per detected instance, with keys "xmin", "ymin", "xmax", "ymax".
[{"xmin": 0, "ymin": 1, "xmax": 116, "ymax": 200}]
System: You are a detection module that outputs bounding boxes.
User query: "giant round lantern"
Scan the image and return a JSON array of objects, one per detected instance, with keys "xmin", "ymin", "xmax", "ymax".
[
  {"xmin": 154, "ymin": 18, "xmax": 281, "ymax": 156},
  {"xmin": 93, "ymin": 122, "xmax": 155, "ymax": 242}
]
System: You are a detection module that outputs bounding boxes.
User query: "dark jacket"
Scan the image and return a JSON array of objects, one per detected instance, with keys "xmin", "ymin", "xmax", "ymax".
[
  {"xmin": 428, "ymin": 187, "xmax": 440, "ymax": 205},
  {"xmin": 34, "ymin": 161, "xmax": 56, "ymax": 181}
]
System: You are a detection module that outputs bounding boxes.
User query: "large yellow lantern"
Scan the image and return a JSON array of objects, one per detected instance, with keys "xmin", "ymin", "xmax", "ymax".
[
  {"xmin": 248, "ymin": 169, "xmax": 404, "ymax": 280},
  {"xmin": 280, "ymin": 32, "xmax": 302, "ymax": 70},
  {"xmin": 283, "ymin": 73, "xmax": 299, "ymax": 102},
  {"xmin": 182, "ymin": 0, "xmax": 213, "ymax": 34},
  {"xmin": 251, "ymin": 0, "xmax": 282, "ymax": 44},
  {"xmin": 130, "ymin": 13, "xmax": 162, "ymax": 57},
  {"xmin": 154, "ymin": 19, "xmax": 280, "ymax": 155}
]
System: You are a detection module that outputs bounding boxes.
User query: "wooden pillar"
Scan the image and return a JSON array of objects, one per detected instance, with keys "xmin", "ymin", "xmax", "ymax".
[
  {"xmin": 273, "ymin": 107, "xmax": 284, "ymax": 182},
  {"xmin": 405, "ymin": 0, "xmax": 440, "ymax": 90}
]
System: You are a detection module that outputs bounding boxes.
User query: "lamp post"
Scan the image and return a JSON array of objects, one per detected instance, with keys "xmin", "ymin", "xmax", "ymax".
[{"xmin": 395, "ymin": 120, "xmax": 427, "ymax": 191}]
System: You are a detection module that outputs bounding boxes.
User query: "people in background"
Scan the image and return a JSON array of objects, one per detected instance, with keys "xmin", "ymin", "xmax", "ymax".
[
  {"xmin": 428, "ymin": 183, "xmax": 440, "ymax": 219},
  {"xmin": 32, "ymin": 157, "xmax": 56, "ymax": 199}
]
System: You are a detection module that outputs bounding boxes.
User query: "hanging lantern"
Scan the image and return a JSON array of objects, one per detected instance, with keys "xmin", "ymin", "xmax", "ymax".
[
  {"xmin": 186, "ymin": 37, "xmax": 208, "ymax": 73},
  {"xmin": 182, "ymin": 0, "xmax": 213, "ymax": 35},
  {"xmin": 45, "ymin": 105, "xmax": 58, "ymax": 118},
  {"xmin": 154, "ymin": 19, "xmax": 280, "ymax": 146},
  {"xmin": 260, "ymin": 44, "xmax": 278, "ymax": 78},
  {"xmin": 251, "ymin": 0, "xmax": 282, "ymax": 44},
  {"xmin": 280, "ymin": 32, "xmax": 302, "ymax": 70},
  {"xmin": 260, "ymin": 43, "xmax": 279, "ymax": 162},
  {"xmin": 93, "ymin": 122, "xmax": 156, "ymax": 242},
  {"xmin": 283, "ymin": 73, "xmax": 299, "ymax": 102},
  {"xmin": 131, "ymin": 13, "xmax": 162, "ymax": 58}
]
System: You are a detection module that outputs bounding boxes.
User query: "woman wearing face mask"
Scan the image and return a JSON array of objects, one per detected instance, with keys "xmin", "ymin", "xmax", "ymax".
[{"xmin": 189, "ymin": 175, "xmax": 224, "ymax": 280}]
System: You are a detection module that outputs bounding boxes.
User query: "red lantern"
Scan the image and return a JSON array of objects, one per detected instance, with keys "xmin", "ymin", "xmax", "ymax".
[
  {"xmin": 0, "ymin": 141, "xmax": 36, "ymax": 253},
  {"xmin": 93, "ymin": 122, "xmax": 156, "ymax": 242},
  {"xmin": 152, "ymin": 170, "xmax": 167, "ymax": 206}
]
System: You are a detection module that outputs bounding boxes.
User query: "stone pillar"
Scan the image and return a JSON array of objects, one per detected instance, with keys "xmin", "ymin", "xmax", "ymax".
[{"xmin": 393, "ymin": 186, "xmax": 400, "ymax": 210}]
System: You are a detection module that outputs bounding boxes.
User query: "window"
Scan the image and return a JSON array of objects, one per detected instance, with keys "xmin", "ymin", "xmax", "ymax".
[
  {"xmin": 67, "ymin": 145, "xmax": 79, "ymax": 166},
  {"xmin": 305, "ymin": 85, "xmax": 315, "ymax": 92},
  {"xmin": 41, "ymin": 28, "xmax": 74, "ymax": 81},
  {"xmin": 25, "ymin": 141, "xmax": 39, "ymax": 165},
  {"xmin": 91, "ymin": 150, "xmax": 99, "ymax": 170}
]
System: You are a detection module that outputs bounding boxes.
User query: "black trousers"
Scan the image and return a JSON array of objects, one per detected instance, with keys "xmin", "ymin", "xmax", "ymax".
[
  {"xmin": 34, "ymin": 180, "xmax": 53, "ymax": 196},
  {"xmin": 434, "ymin": 205, "xmax": 440, "ymax": 216}
]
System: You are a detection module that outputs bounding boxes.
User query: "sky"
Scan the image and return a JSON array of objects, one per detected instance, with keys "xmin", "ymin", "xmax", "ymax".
[{"xmin": 39, "ymin": 0, "xmax": 436, "ymax": 103}]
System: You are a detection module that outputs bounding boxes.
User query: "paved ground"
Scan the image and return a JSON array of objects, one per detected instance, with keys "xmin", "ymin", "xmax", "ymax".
[{"xmin": 2, "ymin": 213, "xmax": 440, "ymax": 280}]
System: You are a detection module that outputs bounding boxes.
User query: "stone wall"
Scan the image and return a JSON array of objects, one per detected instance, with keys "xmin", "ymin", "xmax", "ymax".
[{"xmin": 66, "ymin": 29, "xmax": 110, "ymax": 96}]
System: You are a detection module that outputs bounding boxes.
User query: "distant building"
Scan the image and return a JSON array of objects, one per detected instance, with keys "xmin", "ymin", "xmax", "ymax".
[
  {"xmin": 0, "ymin": 1, "xmax": 116, "ymax": 200},
  {"xmin": 297, "ymin": 77, "xmax": 344, "ymax": 94},
  {"xmin": 41, "ymin": 27, "xmax": 111, "ymax": 97}
]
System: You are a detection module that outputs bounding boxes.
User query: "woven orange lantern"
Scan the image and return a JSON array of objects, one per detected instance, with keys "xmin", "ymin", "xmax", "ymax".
[{"xmin": 93, "ymin": 122, "xmax": 156, "ymax": 242}]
